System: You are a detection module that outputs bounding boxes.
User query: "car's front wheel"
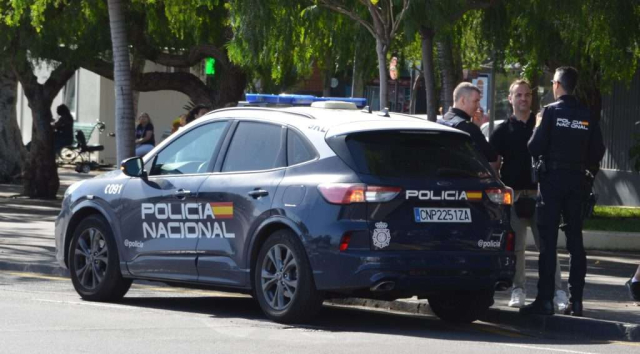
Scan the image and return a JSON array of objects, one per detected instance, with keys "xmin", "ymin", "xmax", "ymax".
[
  {"xmin": 428, "ymin": 290, "xmax": 494, "ymax": 323},
  {"xmin": 69, "ymin": 215, "xmax": 132, "ymax": 301},
  {"xmin": 254, "ymin": 229, "xmax": 323, "ymax": 323}
]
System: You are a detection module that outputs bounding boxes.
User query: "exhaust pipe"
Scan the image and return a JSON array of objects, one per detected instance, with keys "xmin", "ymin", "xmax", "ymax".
[
  {"xmin": 494, "ymin": 280, "xmax": 510, "ymax": 291},
  {"xmin": 370, "ymin": 280, "xmax": 395, "ymax": 292}
]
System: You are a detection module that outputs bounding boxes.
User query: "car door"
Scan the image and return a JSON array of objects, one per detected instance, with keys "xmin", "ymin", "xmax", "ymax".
[
  {"xmin": 121, "ymin": 121, "xmax": 230, "ymax": 281},
  {"xmin": 195, "ymin": 120, "xmax": 286, "ymax": 287}
]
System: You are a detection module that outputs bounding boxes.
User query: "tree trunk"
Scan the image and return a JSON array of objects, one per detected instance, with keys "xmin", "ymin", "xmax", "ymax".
[
  {"xmin": 323, "ymin": 49, "xmax": 333, "ymax": 97},
  {"xmin": 0, "ymin": 69, "xmax": 25, "ymax": 183},
  {"xmin": 410, "ymin": 70, "xmax": 422, "ymax": 115},
  {"xmin": 529, "ymin": 70, "xmax": 541, "ymax": 115},
  {"xmin": 131, "ymin": 54, "xmax": 146, "ymax": 117},
  {"xmin": 437, "ymin": 35, "xmax": 456, "ymax": 112},
  {"xmin": 213, "ymin": 63, "xmax": 247, "ymax": 108},
  {"xmin": 108, "ymin": 0, "xmax": 136, "ymax": 164},
  {"xmin": 420, "ymin": 27, "xmax": 438, "ymax": 122},
  {"xmin": 351, "ymin": 48, "xmax": 365, "ymax": 98},
  {"xmin": 20, "ymin": 87, "xmax": 59, "ymax": 199},
  {"xmin": 375, "ymin": 38, "xmax": 388, "ymax": 110}
]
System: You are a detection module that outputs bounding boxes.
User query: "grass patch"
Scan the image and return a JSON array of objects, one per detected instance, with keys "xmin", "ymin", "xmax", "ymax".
[{"xmin": 583, "ymin": 206, "xmax": 640, "ymax": 232}]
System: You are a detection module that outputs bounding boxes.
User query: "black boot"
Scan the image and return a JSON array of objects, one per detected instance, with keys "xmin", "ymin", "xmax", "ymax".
[
  {"xmin": 564, "ymin": 301, "xmax": 583, "ymax": 317},
  {"xmin": 626, "ymin": 279, "xmax": 640, "ymax": 301},
  {"xmin": 519, "ymin": 299, "xmax": 554, "ymax": 316}
]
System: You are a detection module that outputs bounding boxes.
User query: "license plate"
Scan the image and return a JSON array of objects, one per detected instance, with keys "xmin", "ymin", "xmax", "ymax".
[{"xmin": 414, "ymin": 208, "xmax": 472, "ymax": 223}]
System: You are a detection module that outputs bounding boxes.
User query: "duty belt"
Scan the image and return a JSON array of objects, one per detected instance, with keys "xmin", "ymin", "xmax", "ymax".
[{"xmin": 547, "ymin": 161, "xmax": 585, "ymax": 171}]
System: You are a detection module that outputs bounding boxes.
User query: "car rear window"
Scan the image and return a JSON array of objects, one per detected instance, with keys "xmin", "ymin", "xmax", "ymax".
[{"xmin": 343, "ymin": 130, "xmax": 494, "ymax": 179}]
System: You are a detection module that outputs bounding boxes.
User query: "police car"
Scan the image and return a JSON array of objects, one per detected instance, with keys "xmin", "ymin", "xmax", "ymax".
[{"xmin": 55, "ymin": 95, "xmax": 515, "ymax": 324}]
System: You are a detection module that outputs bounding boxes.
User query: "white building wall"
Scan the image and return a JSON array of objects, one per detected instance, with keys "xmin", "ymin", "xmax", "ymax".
[
  {"xmin": 16, "ymin": 62, "xmax": 194, "ymax": 166},
  {"xmin": 96, "ymin": 75, "xmax": 191, "ymax": 166}
]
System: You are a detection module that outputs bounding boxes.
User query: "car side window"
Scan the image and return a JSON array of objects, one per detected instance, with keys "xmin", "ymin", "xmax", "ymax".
[
  {"xmin": 222, "ymin": 121, "xmax": 285, "ymax": 172},
  {"xmin": 287, "ymin": 129, "xmax": 316, "ymax": 166},
  {"xmin": 150, "ymin": 121, "xmax": 227, "ymax": 176}
]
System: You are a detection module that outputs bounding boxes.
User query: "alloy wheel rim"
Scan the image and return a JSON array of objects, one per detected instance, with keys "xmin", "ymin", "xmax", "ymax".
[
  {"xmin": 261, "ymin": 244, "xmax": 298, "ymax": 311},
  {"xmin": 73, "ymin": 227, "xmax": 108, "ymax": 290}
]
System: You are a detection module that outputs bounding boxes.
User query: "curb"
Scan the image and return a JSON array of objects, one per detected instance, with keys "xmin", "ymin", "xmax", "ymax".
[
  {"xmin": 0, "ymin": 261, "xmax": 70, "ymax": 278},
  {"xmin": 328, "ymin": 298, "xmax": 640, "ymax": 342},
  {"xmin": 526, "ymin": 229, "xmax": 640, "ymax": 251}
]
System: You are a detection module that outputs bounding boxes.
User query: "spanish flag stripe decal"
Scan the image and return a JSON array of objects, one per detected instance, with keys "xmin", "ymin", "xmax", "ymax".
[
  {"xmin": 466, "ymin": 191, "xmax": 483, "ymax": 200},
  {"xmin": 210, "ymin": 202, "xmax": 234, "ymax": 219}
]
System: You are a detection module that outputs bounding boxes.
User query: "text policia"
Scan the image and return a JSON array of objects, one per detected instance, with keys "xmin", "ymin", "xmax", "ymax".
[{"xmin": 141, "ymin": 202, "xmax": 235, "ymax": 239}]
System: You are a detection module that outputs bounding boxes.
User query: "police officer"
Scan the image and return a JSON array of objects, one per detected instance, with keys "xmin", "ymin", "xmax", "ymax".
[
  {"xmin": 440, "ymin": 82, "xmax": 498, "ymax": 168},
  {"xmin": 520, "ymin": 67, "xmax": 605, "ymax": 316},
  {"xmin": 490, "ymin": 80, "xmax": 567, "ymax": 311}
]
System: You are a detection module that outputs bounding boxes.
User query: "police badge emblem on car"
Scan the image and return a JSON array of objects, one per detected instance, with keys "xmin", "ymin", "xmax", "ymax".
[{"xmin": 372, "ymin": 222, "xmax": 391, "ymax": 249}]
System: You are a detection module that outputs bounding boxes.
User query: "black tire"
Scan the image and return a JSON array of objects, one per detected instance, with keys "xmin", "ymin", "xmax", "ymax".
[
  {"xmin": 428, "ymin": 290, "xmax": 494, "ymax": 323},
  {"xmin": 254, "ymin": 229, "xmax": 323, "ymax": 324},
  {"xmin": 69, "ymin": 215, "xmax": 132, "ymax": 301}
]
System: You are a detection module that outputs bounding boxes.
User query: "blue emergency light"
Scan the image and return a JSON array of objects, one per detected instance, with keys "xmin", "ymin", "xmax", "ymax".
[{"xmin": 245, "ymin": 93, "xmax": 367, "ymax": 108}]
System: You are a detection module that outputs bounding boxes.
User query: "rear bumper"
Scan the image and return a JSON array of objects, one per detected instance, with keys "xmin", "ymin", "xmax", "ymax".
[{"xmin": 312, "ymin": 250, "xmax": 515, "ymax": 296}]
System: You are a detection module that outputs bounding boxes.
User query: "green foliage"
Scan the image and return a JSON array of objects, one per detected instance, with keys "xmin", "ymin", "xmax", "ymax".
[
  {"xmin": 227, "ymin": 1, "xmax": 377, "ymax": 92},
  {"xmin": 584, "ymin": 205, "xmax": 640, "ymax": 232},
  {"xmin": 466, "ymin": 0, "xmax": 640, "ymax": 91}
]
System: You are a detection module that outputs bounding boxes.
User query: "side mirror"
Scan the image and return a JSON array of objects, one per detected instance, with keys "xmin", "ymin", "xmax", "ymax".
[{"xmin": 121, "ymin": 157, "xmax": 147, "ymax": 178}]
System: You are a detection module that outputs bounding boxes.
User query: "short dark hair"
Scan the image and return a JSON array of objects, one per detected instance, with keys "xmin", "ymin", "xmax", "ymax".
[
  {"xmin": 56, "ymin": 104, "xmax": 71, "ymax": 116},
  {"xmin": 555, "ymin": 66, "xmax": 578, "ymax": 94},
  {"xmin": 185, "ymin": 104, "xmax": 210, "ymax": 124}
]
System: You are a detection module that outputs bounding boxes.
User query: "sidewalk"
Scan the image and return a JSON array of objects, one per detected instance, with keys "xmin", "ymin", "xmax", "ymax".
[{"xmin": 1, "ymin": 167, "xmax": 639, "ymax": 341}]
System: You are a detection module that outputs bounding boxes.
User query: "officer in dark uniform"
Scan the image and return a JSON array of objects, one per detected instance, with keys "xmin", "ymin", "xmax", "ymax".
[
  {"xmin": 520, "ymin": 66, "xmax": 605, "ymax": 316},
  {"xmin": 439, "ymin": 82, "xmax": 498, "ymax": 168}
]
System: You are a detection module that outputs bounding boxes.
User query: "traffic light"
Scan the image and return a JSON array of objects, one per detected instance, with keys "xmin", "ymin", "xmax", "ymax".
[{"xmin": 205, "ymin": 57, "xmax": 216, "ymax": 76}]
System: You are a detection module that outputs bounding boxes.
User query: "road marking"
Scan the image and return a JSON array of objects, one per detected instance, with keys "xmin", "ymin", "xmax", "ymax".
[
  {"xmin": 5, "ymin": 271, "xmax": 66, "ymax": 281},
  {"xmin": 498, "ymin": 343, "xmax": 600, "ymax": 354},
  {"xmin": 608, "ymin": 341, "xmax": 640, "ymax": 347}
]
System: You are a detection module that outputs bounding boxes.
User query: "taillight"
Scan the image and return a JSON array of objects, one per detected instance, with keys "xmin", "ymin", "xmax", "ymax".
[
  {"xmin": 505, "ymin": 231, "xmax": 515, "ymax": 252},
  {"xmin": 318, "ymin": 183, "xmax": 401, "ymax": 205},
  {"xmin": 339, "ymin": 233, "xmax": 351, "ymax": 251},
  {"xmin": 485, "ymin": 187, "xmax": 513, "ymax": 205}
]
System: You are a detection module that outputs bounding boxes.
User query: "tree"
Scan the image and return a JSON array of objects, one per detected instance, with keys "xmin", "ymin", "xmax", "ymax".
[
  {"xmin": 0, "ymin": 68, "xmax": 25, "ymax": 183},
  {"xmin": 0, "ymin": 0, "xmax": 88, "ymax": 198},
  {"xmin": 0, "ymin": 0, "xmax": 247, "ymax": 197},
  {"xmin": 404, "ymin": 0, "xmax": 498, "ymax": 121},
  {"xmin": 107, "ymin": 0, "xmax": 135, "ymax": 164},
  {"xmin": 469, "ymin": 0, "xmax": 640, "ymax": 119},
  {"xmin": 228, "ymin": 1, "xmax": 378, "ymax": 98},
  {"xmin": 315, "ymin": 0, "xmax": 411, "ymax": 109}
]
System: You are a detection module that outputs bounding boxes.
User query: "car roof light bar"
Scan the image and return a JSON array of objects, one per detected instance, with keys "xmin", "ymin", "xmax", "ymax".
[{"xmin": 245, "ymin": 93, "xmax": 367, "ymax": 108}]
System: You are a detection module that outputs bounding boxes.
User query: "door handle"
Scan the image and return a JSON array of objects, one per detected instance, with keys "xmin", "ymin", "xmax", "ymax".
[
  {"xmin": 248, "ymin": 189, "xmax": 269, "ymax": 198},
  {"xmin": 174, "ymin": 189, "xmax": 192, "ymax": 200}
]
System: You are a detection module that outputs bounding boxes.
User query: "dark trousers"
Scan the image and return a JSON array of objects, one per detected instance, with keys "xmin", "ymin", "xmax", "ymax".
[{"xmin": 536, "ymin": 170, "xmax": 587, "ymax": 302}]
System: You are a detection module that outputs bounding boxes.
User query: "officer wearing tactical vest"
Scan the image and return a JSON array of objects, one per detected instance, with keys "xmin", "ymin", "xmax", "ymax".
[
  {"xmin": 520, "ymin": 66, "xmax": 605, "ymax": 317},
  {"xmin": 439, "ymin": 82, "xmax": 498, "ymax": 168}
]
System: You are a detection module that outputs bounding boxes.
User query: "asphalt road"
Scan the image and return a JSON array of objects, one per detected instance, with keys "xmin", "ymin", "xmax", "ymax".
[{"xmin": 1, "ymin": 271, "xmax": 638, "ymax": 354}]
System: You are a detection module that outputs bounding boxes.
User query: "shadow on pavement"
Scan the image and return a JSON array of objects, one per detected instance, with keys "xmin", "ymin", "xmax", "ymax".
[{"xmin": 112, "ymin": 295, "xmax": 599, "ymax": 346}]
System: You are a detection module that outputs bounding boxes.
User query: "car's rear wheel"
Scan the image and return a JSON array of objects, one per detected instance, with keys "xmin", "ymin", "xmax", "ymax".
[
  {"xmin": 428, "ymin": 290, "xmax": 494, "ymax": 323},
  {"xmin": 69, "ymin": 215, "xmax": 132, "ymax": 301},
  {"xmin": 254, "ymin": 229, "xmax": 323, "ymax": 323}
]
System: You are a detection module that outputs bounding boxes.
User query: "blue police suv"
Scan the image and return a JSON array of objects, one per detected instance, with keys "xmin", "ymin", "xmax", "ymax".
[{"xmin": 55, "ymin": 98, "xmax": 515, "ymax": 324}]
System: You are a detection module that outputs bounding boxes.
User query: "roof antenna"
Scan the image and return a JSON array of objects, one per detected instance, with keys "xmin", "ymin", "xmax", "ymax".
[
  {"xmin": 361, "ymin": 105, "xmax": 372, "ymax": 114},
  {"xmin": 377, "ymin": 107, "xmax": 390, "ymax": 117}
]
